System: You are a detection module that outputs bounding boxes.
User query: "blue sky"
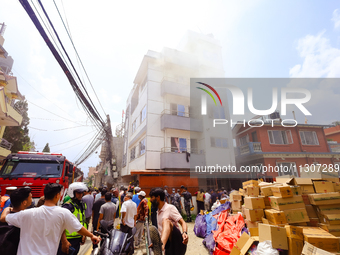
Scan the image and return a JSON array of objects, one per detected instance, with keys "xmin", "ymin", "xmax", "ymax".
[{"xmin": 0, "ymin": 0, "xmax": 339, "ymax": 177}]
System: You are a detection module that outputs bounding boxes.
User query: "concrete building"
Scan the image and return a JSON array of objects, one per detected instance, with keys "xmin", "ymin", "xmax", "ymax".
[
  {"xmin": 0, "ymin": 23, "xmax": 23, "ymax": 159},
  {"xmin": 121, "ymin": 31, "xmax": 235, "ymax": 194},
  {"xmin": 88, "ymin": 167, "xmax": 96, "ymax": 178},
  {"xmin": 233, "ymin": 119, "xmax": 340, "ymax": 186}
]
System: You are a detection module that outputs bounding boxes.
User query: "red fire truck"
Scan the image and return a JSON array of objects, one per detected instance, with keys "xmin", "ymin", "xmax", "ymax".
[{"xmin": 0, "ymin": 151, "xmax": 83, "ymax": 205}]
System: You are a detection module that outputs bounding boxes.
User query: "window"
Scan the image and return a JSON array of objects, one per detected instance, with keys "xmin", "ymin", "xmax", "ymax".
[
  {"xmin": 140, "ymin": 106, "xmax": 146, "ymax": 124},
  {"xmin": 139, "ymin": 138, "xmax": 146, "ymax": 155},
  {"xmin": 268, "ymin": 130, "xmax": 293, "ymax": 145},
  {"xmin": 239, "ymin": 135, "xmax": 249, "ymax": 146},
  {"xmin": 276, "ymin": 162, "xmax": 298, "ymax": 176},
  {"xmin": 130, "ymin": 147, "xmax": 136, "ymax": 161},
  {"xmin": 251, "ymin": 131, "xmax": 258, "ymax": 142},
  {"xmin": 300, "ymin": 131, "xmax": 319, "ymax": 145},
  {"xmin": 171, "ymin": 137, "xmax": 187, "ymax": 152},
  {"xmin": 213, "ymin": 106, "xmax": 225, "ymax": 119},
  {"xmin": 132, "ymin": 119, "xmax": 137, "ymax": 133},
  {"xmin": 190, "ymin": 139, "xmax": 198, "ymax": 154},
  {"xmin": 211, "ymin": 137, "xmax": 228, "ymax": 148},
  {"xmin": 170, "ymin": 103, "xmax": 185, "ymax": 117}
]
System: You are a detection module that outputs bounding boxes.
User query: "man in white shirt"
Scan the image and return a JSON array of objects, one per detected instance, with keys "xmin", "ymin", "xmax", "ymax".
[
  {"xmin": 120, "ymin": 192, "xmax": 137, "ymax": 252},
  {"xmin": 0, "ymin": 183, "xmax": 100, "ymax": 255}
]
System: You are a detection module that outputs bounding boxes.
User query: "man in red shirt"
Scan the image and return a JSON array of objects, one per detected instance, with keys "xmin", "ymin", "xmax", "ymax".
[{"xmin": 134, "ymin": 191, "xmax": 148, "ymax": 247}]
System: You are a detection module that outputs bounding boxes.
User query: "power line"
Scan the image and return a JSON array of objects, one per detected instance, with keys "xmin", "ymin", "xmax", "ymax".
[
  {"xmin": 27, "ymin": 100, "xmax": 87, "ymax": 126},
  {"xmin": 30, "ymin": 117, "xmax": 87, "ymax": 122},
  {"xmin": 54, "ymin": 139, "xmax": 89, "ymax": 152},
  {"xmin": 28, "ymin": 126, "xmax": 47, "ymax": 131},
  {"xmin": 53, "ymin": 0, "xmax": 107, "ymax": 116},
  {"xmin": 53, "ymin": 125, "xmax": 94, "ymax": 131},
  {"xmin": 36, "ymin": 130, "xmax": 94, "ymax": 149}
]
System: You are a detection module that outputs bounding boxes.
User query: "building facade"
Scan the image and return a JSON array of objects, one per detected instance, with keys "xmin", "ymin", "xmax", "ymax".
[
  {"xmin": 121, "ymin": 31, "xmax": 235, "ymax": 194},
  {"xmin": 233, "ymin": 120, "xmax": 340, "ymax": 186},
  {"xmin": 0, "ymin": 23, "xmax": 23, "ymax": 159}
]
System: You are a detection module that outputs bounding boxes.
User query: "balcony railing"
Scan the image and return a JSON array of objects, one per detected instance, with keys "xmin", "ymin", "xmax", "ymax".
[
  {"xmin": 237, "ymin": 142, "xmax": 262, "ymax": 156},
  {"xmin": 329, "ymin": 142, "xmax": 340, "ymax": 153},
  {"xmin": 161, "ymin": 147, "xmax": 205, "ymax": 155},
  {"xmin": 0, "ymin": 138, "xmax": 13, "ymax": 150},
  {"xmin": 161, "ymin": 109, "xmax": 191, "ymax": 118}
]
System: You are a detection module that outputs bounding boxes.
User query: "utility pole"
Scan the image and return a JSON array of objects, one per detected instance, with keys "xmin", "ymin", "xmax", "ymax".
[{"xmin": 104, "ymin": 115, "xmax": 116, "ymax": 186}]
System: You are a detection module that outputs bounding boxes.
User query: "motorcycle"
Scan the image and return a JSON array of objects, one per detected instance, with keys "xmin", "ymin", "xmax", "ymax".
[{"xmin": 91, "ymin": 220, "xmax": 136, "ymax": 255}]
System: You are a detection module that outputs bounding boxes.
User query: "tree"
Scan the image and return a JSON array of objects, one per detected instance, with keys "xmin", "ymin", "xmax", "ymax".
[
  {"xmin": 3, "ymin": 100, "xmax": 31, "ymax": 153},
  {"xmin": 87, "ymin": 175, "xmax": 94, "ymax": 186},
  {"xmin": 42, "ymin": 143, "xmax": 50, "ymax": 153}
]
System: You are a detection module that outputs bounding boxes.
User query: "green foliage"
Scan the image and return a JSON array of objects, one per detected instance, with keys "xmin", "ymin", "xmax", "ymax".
[
  {"xmin": 3, "ymin": 100, "xmax": 30, "ymax": 153},
  {"xmin": 87, "ymin": 175, "xmax": 94, "ymax": 186},
  {"xmin": 42, "ymin": 143, "xmax": 50, "ymax": 153}
]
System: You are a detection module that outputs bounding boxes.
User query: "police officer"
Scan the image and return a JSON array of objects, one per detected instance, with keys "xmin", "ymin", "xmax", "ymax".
[
  {"xmin": 181, "ymin": 185, "xmax": 193, "ymax": 222},
  {"xmin": 57, "ymin": 182, "xmax": 88, "ymax": 255}
]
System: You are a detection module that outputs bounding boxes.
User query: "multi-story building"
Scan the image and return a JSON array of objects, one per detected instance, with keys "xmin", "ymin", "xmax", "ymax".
[
  {"xmin": 121, "ymin": 31, "xmax": 235, "ymax": 194},
  {"xmin": 233, "ymin": 118, "xmax": 340, "ymax": 186},
  {"xmin": 0, "ymin": 23, "xmax": 23, "ymax": 159},
  {"xmin": 88, "ymin": 167, "xmax": 96, "ymax": 178}
]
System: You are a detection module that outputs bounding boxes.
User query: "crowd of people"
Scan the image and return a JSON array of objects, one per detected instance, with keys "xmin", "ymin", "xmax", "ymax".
[{"xmin": 0, "ymin": 183, "xmax": 229, "ymax": 255}]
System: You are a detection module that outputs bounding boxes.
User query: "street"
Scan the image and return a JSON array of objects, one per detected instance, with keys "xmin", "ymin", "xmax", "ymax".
[{"xmin": 79, "ymin": 222, "xmax": 209, "ymax": 255}]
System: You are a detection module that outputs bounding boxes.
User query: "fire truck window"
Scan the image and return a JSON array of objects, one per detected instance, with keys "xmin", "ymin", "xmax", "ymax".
[{"xmin": 3, "ymin": 162, "xmax": 14, "ymax": 174}]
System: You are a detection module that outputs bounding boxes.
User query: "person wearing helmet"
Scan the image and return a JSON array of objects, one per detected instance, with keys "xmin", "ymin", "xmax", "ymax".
[{"xmin": 57, "ymin": 182, "xmax": 88, "ymax": 255}]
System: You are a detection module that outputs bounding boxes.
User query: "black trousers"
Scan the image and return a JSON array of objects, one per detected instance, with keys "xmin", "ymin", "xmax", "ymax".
[
  {"xmin": 120, "ymin": 224, "xmax": 134, "ymax": 253},
  {"xmin": 151, "ymin": 206, "xmax": 158, "ymax": 227},
  {"xmin": 197, "ymin": 201, "xmax": 204, "ymax": 213},
  {"xmin": 57, "ymin": 237, "xmax": 82, "ymax": 255},
  {"xmin": 165, "ymin": 225, "xmax": 187, "ymax": 255}
]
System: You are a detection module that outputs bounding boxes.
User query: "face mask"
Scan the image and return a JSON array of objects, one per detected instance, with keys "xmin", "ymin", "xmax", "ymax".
[{"xmin": 172, "ymin": 190, "xmax": 175, "ymax": 193}]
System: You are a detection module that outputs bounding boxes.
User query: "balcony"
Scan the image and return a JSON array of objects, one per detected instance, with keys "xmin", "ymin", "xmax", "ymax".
[
  {"xmin": 0, "ymin": 138, "xmax": 12, "ymax": 159},
  {"xmin": 160, "ymin": 76, "xmax": 189, "ymax": 97},
  {"xmin": 237, "ymin": 142, "xmax": 262, "ymax": 156},
  {"xmin": 160, "ymin": 147, "xmax": 205, "ymax": 169},
  {"xmin": 0, "ymin": 88, "xmax": 23, "ymax": 126},
  {"xmin": 328, "ymin": 142, "xmax": 340, "ymax": 153},
  {"xmin": 161, "ymin": 109, "xmax": 202, "ymax": 132}
]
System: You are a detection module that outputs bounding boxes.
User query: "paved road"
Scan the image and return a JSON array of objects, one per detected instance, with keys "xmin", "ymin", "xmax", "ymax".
[{"xmin": 80, "ymin": 222, "xmax": 209, "ymax": 255}]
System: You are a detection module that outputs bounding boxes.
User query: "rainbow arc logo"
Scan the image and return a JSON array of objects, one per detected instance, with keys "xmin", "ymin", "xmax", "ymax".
[{"xmin": 196, "ymin": 82, "xmax": 222, "ymax": 115}]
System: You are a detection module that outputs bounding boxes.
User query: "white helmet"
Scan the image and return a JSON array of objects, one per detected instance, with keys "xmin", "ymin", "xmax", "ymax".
[{"xmin": 67, "ymin": 182, "xmax": 88, "ymax": 198}]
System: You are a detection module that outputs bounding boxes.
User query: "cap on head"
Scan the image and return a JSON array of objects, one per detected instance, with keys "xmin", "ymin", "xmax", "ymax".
[
  {"xmin": 6, "ymin": 186, "xmax": 17, "ymax": 191},
  {"xmin": 137, "ymin": 191, "xmax": 146, "ymax": 197}
]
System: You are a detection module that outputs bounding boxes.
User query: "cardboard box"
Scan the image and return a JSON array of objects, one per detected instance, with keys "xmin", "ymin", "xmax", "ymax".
[
  {"xmin": 300, "ymin": 166, "xmax": 339, "ymax": 181},
  {"xmin": 290, "ymin": 178, "xmax": 315, "ymax": 194},
  {"xmin": 306, "ymin": 205, "xmax": 318, "ymax": 218},
  {"xmin": 303, "ymin": 227, "xmax": 340, "ymax": 252},
  {"xmin": 319, "ymin": 224, "xmax": 340, "ymax": 237},
  {"xmin": 244, "ymin": 208, "xmax": 264, "ymax": 222},
  {"xmin": 269, "ymin": 195, "xmax": 305, "ymax": 211},
  {"xmin": 334, "ymin": 182, "xmax": 340, "ymax": 192},
  {"xmin": 308, "ymin": 218, "xmax": 320, "ymax": 227},
  {"xmin": 290, "ymin": 185, "xmax": 302, "ymax": 196},
  {"xmin": 263, "ymin": 196, "xmax": 271, "ymax": 206},
  {"xmin": 261, "ymin": 186, "xmax": 273, "ymax": 197},
  {"xmin": 290, "ymin": 222, "xmax": 308, "ymax": 226},
  {"xmin": 245, "ymin": 186, "xmax": 260, "ymax": 197},
  {"xmin": 249, "ymin": 227, "xmax": 258, "ymax": 237},
  {"xmin": 302, "ymin": 241, "xmax": 334, "ymax": 255},
  {"xmin": 242, "ymin": 180, "xmax": 258, "ymax": 189},
  {"xmin": 308, "ymin": 192, "xmax": 340, "ymax": 206},
  {"xmin": 271, "ymin": 186, "xmax": 293, "ymax": 198},
  {"xmin": 288, "ymin": 238, "xmax": 304, "ymax": 255},
  {"xmin": 239, "ymin": 188, "xmax": 246, "ymax": 196},
  {"xmin": 314, "ymin": 181, "xmax": 335, "ymax": 194},
  {"xmin": 245, "ymin": 219, "xmax": 261, "ymax": 228},
  {"xmin": 303, "ymin": 194, "xmax": 312, "ymax": 205},
  {"xmin": 316, "ymin": 204, "xmax": 340, "ymax": 215},
  {"xmin": 262, "ymin": 217, "xmax": 269, "ymax": 224},
  {"xmin": 230, "ymin": 232, "xmax": 256, "ymax": 255},
  {"xmin": 244, "ymin": 197, "xmax": 265, "ymax": 209},
  {"xmin": 232, "ymin": 200, "xmax": 242, "ymax": 210},
  {"xmin": 259, "ymin": 223, "xmax": 288, "ymax": 250},
  {"xmin": 285, "ymin": 225, "xmax": 304, "ymax": 240},
  {"xmin": 265, "ymin": 209, "xmax": 287, "ymax": 225},
  {"xmin": 230, "ymin": 193, "xmax": 242, "ymax": 201},
  {"xmin": 301, "ymin": 185, "xmax": 316, "ymax": 194},
  {"xmin": 321, "ymin": 214, "xmax": 340, "ymax": 225},
  {"xmin": 284, "ymin": 208, "xmax": 310, "ymax": 224}
]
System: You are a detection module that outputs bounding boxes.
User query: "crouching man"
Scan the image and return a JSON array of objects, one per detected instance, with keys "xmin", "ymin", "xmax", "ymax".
[{"xmin": 149, "ymin": 188, "xmax": 188, "ymax": 255}]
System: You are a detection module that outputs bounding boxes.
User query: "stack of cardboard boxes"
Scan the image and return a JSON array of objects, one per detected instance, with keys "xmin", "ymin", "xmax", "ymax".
[
  {"xmin": 231, "ymin": 176, "xmax": 340, "ymax": 254},
  {"xmin": 230, "ymin": 190, "xmax": 243, "ymax": 213}
]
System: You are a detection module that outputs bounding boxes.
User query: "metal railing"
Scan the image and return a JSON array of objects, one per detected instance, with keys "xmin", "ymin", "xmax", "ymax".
[
  {"xmin": 161, "ymin": 147, "xmax": 204, "ymax": 154},
  {"xmin": 238, "ymin": 142, "xmax": 262, "ymax": 155},
  {"xmin": 161, "ymin": 109, "xmax": 191, "ymax": 118},
  {"xmin": 0, "ymin": 138, "xmax": 13, "ymax": 150}
]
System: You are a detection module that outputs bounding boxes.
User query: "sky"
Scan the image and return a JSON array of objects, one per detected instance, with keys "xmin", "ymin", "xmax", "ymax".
[{"xmin": 0, "ymin": 0, "xmax": 340, "ymax": 177}]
